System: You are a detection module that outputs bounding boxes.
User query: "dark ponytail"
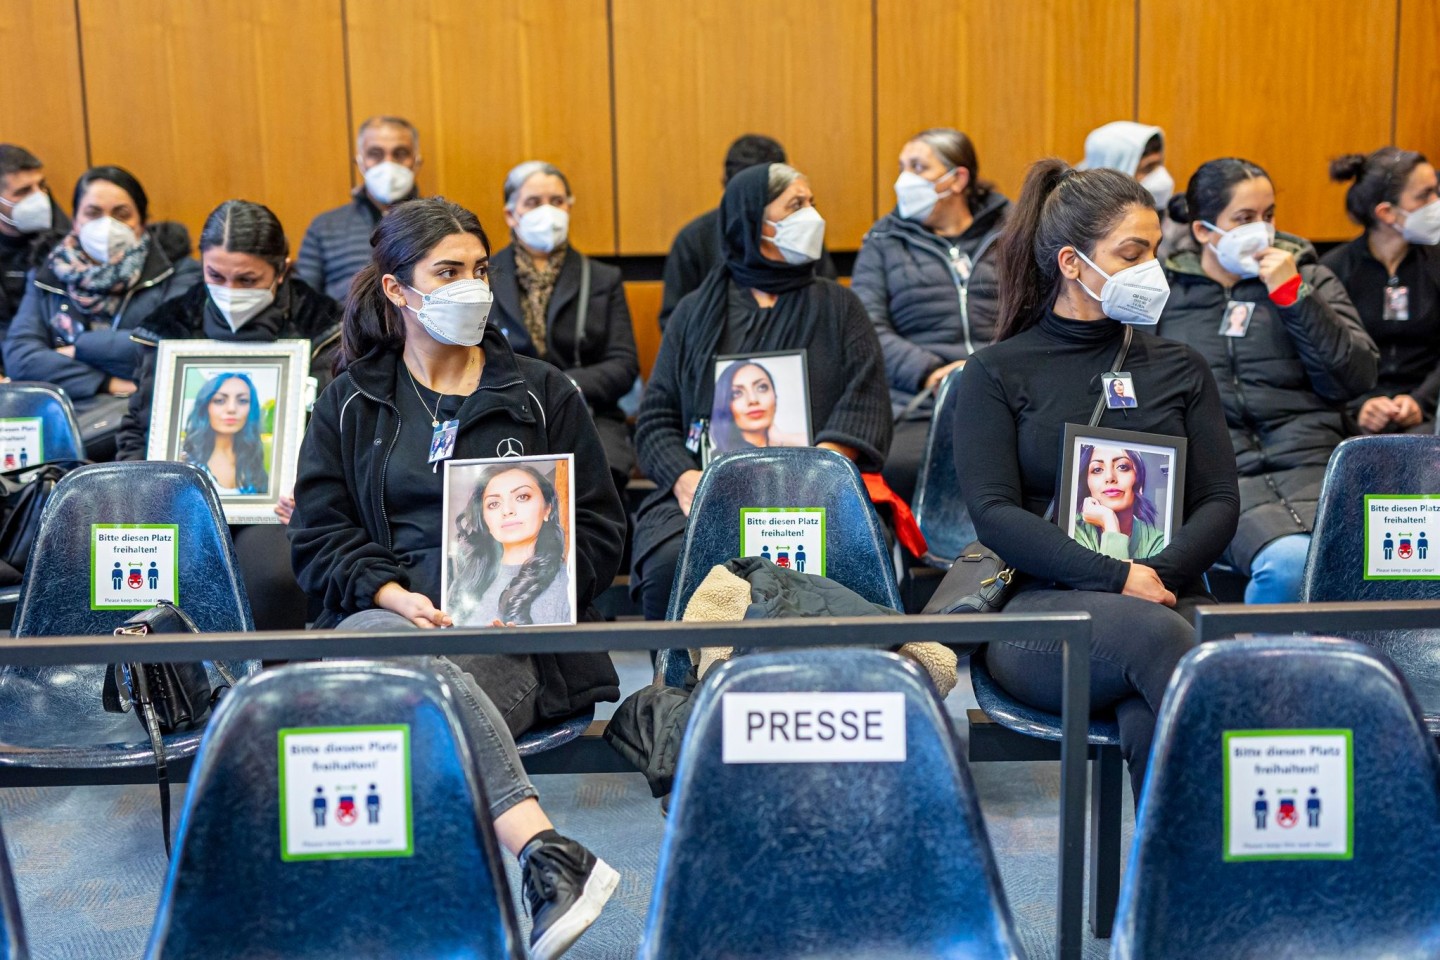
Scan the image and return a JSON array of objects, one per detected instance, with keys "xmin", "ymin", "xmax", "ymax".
[
  {"xmin": 993, "ymin": 159, "xmax": 1154, "ymax": 341},
  {"xmin": 1330, "ymin": 147, "xmax": 1428, "ymax": 229},
  {"xmin": 338, "ymin": 197, "xmax": 490, "ymax": 371},
  {"xmin": 1168, "ymin": 157, "xmax": 1269, "ymax": 226}
]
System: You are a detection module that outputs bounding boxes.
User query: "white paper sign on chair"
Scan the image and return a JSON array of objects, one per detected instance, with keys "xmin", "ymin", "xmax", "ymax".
[
  {"xmin": 722, "ymin": 692, "xmax": 906, "ymax": 763},
  {"xmin": 740, "ymin": 507, "xmax": 826, "ymax": 576},
  {"xmin": 279, "ymin": 725, "xmax": 413, "ymax": 862},
  {"xmin": 90, "ymin": 524, "xmax": 178, "ymax": 611}
]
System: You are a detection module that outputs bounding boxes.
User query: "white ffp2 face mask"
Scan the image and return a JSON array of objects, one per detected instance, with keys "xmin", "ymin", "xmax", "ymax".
[
  {"xmin": 515, "ymin": 205, "xmax": 570, "ymax": 253},
  {"xmin": 1201, "ymin": 220, "xmax": 1274, "ymax": 278},
  {"xmin": 1073, "ymin": 248, "xmax": 1171, "ymax": 325},
  {"xmin": 894, "ymin": 167, "xmax": 958, "ymax": 222},
  {"xmin": 0, "ymin": 191, "xmax": 52, "ymax": 234},
  {"xmin": 209, "ymin": 284, "xmax": 276, "ymax": 332},
  {"xmin": 1398, "ymin": 200, "xmax": 1440, "ymax": 246},
  {"xmin": 362, "ymin": 161, "xmax": 415, "ymax": 205},
  {"xmin": 78, "ymin": 216, "xmax": 140, "ymax": 264},
  {"xmin": 765, "ymin": 206, "xmax": 826, "ymax": 265},
  {"xmin": 1139, "ymin": 166, "xmax": 1175, "ymax": 210},
  {"xmin": 405, "ymin": 278, "xmax": 494, "ymax": 347}
]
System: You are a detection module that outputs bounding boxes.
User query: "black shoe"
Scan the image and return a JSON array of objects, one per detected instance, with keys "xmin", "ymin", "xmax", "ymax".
[{"xmin": 520, "ymin": 832, "xmax": 620, "ymax": 960}]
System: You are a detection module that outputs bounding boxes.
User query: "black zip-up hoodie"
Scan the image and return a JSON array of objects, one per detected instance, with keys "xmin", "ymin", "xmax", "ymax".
[{"xmin": 289, "ymin": 323, "xmax": 626, "ymax": 717}]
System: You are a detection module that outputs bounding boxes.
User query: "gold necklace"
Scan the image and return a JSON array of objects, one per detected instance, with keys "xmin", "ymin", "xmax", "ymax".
[{"xmin": 405, "ymin": 368, "xmax": 445, "ymax": 428}]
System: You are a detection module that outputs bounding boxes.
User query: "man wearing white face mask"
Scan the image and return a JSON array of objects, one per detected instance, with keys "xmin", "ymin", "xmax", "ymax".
[
  {"xmin": 1081, "ymin": 121, "xmax": 1187, "ymax": 258},
  {"xmin": 296, "ymin": 115, "xmax": 423, "ymax": 302},
  {"xmin": 1324, "ymin": 148, "xmax": 1440, "ymax": 434},
  {"xmin": 487, "ymin": 161, "xmax": 638, "ymax": 493},
  {"xmin": 0, "ymin": 145, "xmax": 69, "ymax": 342}
]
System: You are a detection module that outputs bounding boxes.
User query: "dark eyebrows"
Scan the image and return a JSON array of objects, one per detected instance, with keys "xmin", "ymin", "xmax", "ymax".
[
  {"xmin": 430, "ymin": 259, "xmax": 465, "ymax": 267},
  {"xmin": 1119, "ymin": 236, "xmax": 1153, "ymax": 248}
]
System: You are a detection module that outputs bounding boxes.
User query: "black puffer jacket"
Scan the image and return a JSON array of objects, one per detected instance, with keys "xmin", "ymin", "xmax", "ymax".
[
  {"xmin": 851, "ymin": 192, "xmax": 1009, "ymax": 416},
  {"xmin": 1157, "ymin": 235, "xmax": 1377, "ymax": 571}
]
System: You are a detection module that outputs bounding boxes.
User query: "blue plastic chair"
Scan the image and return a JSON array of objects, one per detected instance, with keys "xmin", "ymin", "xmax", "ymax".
[
  {"xmin": 0, "ymin": 462, "xmax": 255, "ymax": 782},
  {"xmin": 146, "ymin": 660, "xmax": 524, "ymax": 959},
  {"xmin": 658, "ymin": 447, "xmax": 900, "ymax": 686},
  {"xmin": 0, "ymin": 820, "xmax": 27, "ymax": 959},
  {"xmin": 0, "ymin": 382, "xmax": 86, "ymax": 465},
  {"xmin": 911, "ymin": 365, "xmax": 974, "ymax": 569},
  {"xmin": 640, "ymin": 648, "xmax": 1025, "ymax": 960},
  {"xmin": 1114, "ymin": 636, "xmax": 1440, "ymax": 960},
  {"xmin": 1302, "ymin": 434, "xmax": 1440, "ymax": 729}
]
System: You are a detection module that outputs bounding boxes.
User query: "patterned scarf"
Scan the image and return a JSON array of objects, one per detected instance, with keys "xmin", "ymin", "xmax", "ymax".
[
  {"xmin": 46, "ymin": 232, "xmax": 151, "ymax": 318},
  {"xmin": 512, "ymin": 241, "xmax": 567, "ymax": 359}
]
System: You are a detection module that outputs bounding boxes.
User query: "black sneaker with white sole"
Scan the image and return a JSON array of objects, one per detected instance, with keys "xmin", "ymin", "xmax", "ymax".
[{"xmin": 519, "ymin": 831, "xmax": 620, "ymax": 960}]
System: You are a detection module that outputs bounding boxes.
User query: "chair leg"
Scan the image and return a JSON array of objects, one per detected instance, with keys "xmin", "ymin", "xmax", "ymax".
[{"xmin": 1088, "ymin": 745, "xmax": 1123, "ymax": 939}]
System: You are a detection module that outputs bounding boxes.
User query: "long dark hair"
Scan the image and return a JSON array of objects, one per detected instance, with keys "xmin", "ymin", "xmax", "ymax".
[
  {"xmin": 1166, "ymin": 157, "xmax": 1270, "ymax": 226},
  {"xmin": 710, "ymin": 359, "xmax": 777, "ymax": 451},
  {"xmin": 181, "ymin": 371, "xmax": 266, "ymax": 494},
  {"xmin": 449, "ymin": 463, "xmax": 565, "ymax": 625},
  {"xmin": 1076, "ymin": 444, "xmax": 1158, "ymax": 526},
  {"xmin": 993, "ymin": 159, "xmax": 1155, "ymax": 341},
  {"xmin": 198, "ymin": 199, "xmax": 288, "ymax": 275},
  {"xmin": 1330, "ymin": 147, "xmax": 1429, "ymax": 230},
  {"xmin": 339, "ymin": 197, "xmax": 490, "ymax": 370}
]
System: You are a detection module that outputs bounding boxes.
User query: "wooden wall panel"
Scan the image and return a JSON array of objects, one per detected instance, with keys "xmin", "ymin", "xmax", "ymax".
[
  {"xmin": 1139, "ymin": 0, "xmax": 1395, "ymax": 242},
  {"xmin": 876, "ymin": 0, "xmax": 1134, "ymax": 215},
  {"xmin": 0, "ymin": 2, "xmax": 89, "ymax": 204},
  {"xmin": 1395, "ymin": 0, "xmax": 1440, "ymax": 156},
  {"xmin": 612, "ymin": 0, "xmax": 874, "ymax": 254},
  {"xmin": 346, "ymin": 0, "xmax": 616, "ymax": 255},
  {"xmin": 78, "ymin": 0, "xmax": 350, "ymax": 251}
]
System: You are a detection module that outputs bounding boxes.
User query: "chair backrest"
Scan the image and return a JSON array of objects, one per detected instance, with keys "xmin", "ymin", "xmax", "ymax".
[
  {"xmin": 146, "ymin": 660, "xmax": 524, "ymax": 960},
  {"xmin": 12, "ymin": 461, "xmax": 252, "ymax": 636},
  {"xmin": 1113, "ymin": 636, "xmax": 1440, "ymax": 960},
  {"xmin": 911, "ymin": 366, "xmax": 974, "ymax": 565},
  {"xmin": 665, "ymin": 447, "xmax": 900, "ymax": 620},
  {"xmin": 640, "ymin": 649, "xmax": 1023, "ymax": 960},
  {"xmin": 0, "ymin": 382, "xmax": 86, "ymax": 464}
]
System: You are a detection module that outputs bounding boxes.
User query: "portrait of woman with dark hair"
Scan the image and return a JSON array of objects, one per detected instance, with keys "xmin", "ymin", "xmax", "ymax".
[
  {"xmin": 1105, "ymin": 375, "xmax": 1137, "ymax": 408},
  {"xmin": 1073, "ymin": 444, "xmax": 1166, "ymax": 560},
  {"xmin": 447, "ymin": 460, "xmax": 573, "ymax": 626},
  {"xmin": 179, "ymin": 370, "xmax": 268, "ymax": 495},
  {"xmin": 708, "ymin": 354, "xmax": 810, "ymax": 454}
]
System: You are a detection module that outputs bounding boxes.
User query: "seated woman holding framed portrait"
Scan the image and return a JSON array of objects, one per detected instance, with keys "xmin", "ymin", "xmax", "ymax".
[
  {"xmin": 114, "ymin": 200, "xmax": 340, "ymax": 630},
  {"xmin": 631, "ymin": 162, "xmax": 892, "ymax": 622},
  {"xmin": 953, "ymin": 159, "xmax": 1239, "ymax": 798},
  {"xmin": 288, "ymin": 197, "xmax": 625, "ymax": 959}
]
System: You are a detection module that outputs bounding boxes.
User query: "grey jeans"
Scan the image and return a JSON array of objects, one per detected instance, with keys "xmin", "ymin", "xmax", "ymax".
[{"xmin": 335, "ymin": 608, "xmax": 538, "ymax": 818}]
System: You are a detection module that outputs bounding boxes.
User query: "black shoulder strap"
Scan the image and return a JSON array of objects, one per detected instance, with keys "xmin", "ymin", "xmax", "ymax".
[
  {"xmin": 1088, "ymin": 326, "xmax": 1133, "ymax": 427},
  {"xmin": 573, "ymin": 253, "xmax": 591, "ymax": 367}
]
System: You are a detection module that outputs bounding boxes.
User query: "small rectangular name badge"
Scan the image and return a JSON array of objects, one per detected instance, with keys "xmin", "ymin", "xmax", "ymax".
[{"xmin": 721, "ymin": 692, "xmax": 906, "ymax": 764}]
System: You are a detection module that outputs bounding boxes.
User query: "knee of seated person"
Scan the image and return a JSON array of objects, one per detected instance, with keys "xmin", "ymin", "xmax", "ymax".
[{"xmin": 1245, "ymin": 535, "xmax": 1310, "ymax": 604}]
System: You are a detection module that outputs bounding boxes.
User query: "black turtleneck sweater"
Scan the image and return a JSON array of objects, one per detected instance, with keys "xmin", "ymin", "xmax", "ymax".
[{"xmin": 954, "ymin": 311, "xmax": 1239, "ymax": 596}]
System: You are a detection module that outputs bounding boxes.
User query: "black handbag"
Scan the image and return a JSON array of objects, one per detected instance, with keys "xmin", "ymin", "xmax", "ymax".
[
  {"xmin": 0, "ymin": 459, "xmax": 85, "ymax": 585},
  {"xmin": 925, "ymin": 327, "xmax": 1134, "ymax": 621},
  {"xmin": 102, "ymin": 600, "xmax": 236, "ymax": 855}
]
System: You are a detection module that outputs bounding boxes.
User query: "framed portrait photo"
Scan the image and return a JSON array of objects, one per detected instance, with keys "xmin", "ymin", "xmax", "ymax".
[
  {"xmin": 707, "ymin": 350, "xmax": 813, "ymax": 463},
  {"xmin": 441, "ymin": 454, "xmax": 578, "ymax": 628},
  {"xmin": 1056, "ymin": 424, "xmax": 1187, "ymax": 563},
  {"xmin": 147, "ymin": 340, "xmax": 311, "ymax": 524}
]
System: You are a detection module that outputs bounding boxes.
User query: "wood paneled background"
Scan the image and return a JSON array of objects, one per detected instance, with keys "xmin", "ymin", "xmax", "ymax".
[{"xmin": 7, "ymin": 0, "xmax": 1435, "ymax": 255}]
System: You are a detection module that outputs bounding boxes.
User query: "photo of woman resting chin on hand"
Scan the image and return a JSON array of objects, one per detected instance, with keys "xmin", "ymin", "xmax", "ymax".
[{"xmin": 1073, "ymin": 443, "xmax": 1166, "ymax": 561}]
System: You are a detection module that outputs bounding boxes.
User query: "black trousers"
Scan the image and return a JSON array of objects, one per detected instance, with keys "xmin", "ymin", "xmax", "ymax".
[
  {"xmin": 231, "ymin": 522, "xmax": 310, "ymax": 630},
  {"xmin": 984, "ymin": 588, "xmax": 1198, "ymax": 799},
  {"xmin": 880, "ymin": 417, "xmax": 929, "ymax": 506},
  {"xmin": 633, "ymin": 530, "xmax": 684, "ymax": 621}
]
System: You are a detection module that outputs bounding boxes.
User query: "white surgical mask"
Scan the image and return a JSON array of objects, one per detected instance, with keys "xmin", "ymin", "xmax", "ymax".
[
  {"xmin": 764, "ymin": 206, "xmax": 826, "ymax": 265},
  {"xmin": 78, "ymin": 216, "xmax": 140, "ymax": 264},
  {"xmin": 0, "ymin": 192, "xmax": 52, "ymax": 234},
  {"xmin": 208, "ymin": 283, "xmax": 276, "ymax": 332},
  {"xmin": 362, "ymin": 161, "xmax": 415, "ymax": 205},
  {"xmin": 1201, "ymin": 220, "xmax": 1274, "ymax": 278},
  {"xmin": 894, "ymin": 168, "xmax": 958, "ymax": 222},
  {"xmin": 1139, "ymin": 166, "xmax": 1175, "ymax": 210},
  {"xmin": 516, "ymin": 205, "xmax": 569, "ymax": 253},
  {"xmin": 405, "ymin": 278, "xmax": 493, "ymax": 347},
  {"xmin": 1073, "ymin": 248, "xmax": 1171, "ymax": 325},
  {"xmin": 1398, "ymin": 200, "xmax": 1440, "ymax": 246}
]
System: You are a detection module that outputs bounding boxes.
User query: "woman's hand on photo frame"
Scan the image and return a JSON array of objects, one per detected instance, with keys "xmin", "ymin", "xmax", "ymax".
[
  {"xmin": 273, "ymin": 494, "xmax": 296, "ymax": 524},
  {"xmin": 1121, "ymin": 560, "xmax": 1175, "ymax": 607},
  {"xmin": 375, "ymin": 582, "xmax": 453, "ymax": 629}
]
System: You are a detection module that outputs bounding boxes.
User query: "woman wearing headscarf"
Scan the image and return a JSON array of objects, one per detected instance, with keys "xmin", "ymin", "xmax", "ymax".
[{"xmin": 631, "ymin": 162, "xmax": 892, "ymax": 621}]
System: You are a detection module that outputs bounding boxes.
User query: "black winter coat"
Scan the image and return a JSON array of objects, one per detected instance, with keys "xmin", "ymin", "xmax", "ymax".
[
  {"xmin": 1157, "ymin": 236, "xmax": 1378, "ymax": 571},
  {"xmin": 288, "ymin": 324, "xmax": 626, "ymax": 720},
  {"xmin": 116, "ymin": 276, "xmax": 341, "ymax": 460}
]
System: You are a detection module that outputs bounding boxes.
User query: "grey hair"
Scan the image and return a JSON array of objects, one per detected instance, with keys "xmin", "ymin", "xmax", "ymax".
[
  {"xmin": 503, "ymin": 161, "xmax": 574, "ymax": 210},
  {"xmin": 356, "ymin": 115, "xmax": 420, "ymax": 154},
  {"xmin": 766, "ymin": 163, "xmax": 804, "ymax": 203}
]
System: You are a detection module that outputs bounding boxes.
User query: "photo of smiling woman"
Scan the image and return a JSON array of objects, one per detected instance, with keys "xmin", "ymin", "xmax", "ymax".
[
  {"xmin": 445, "ymin": 457, "xmax": 574, "ymax": 627},
  {"xmin": 1073, "ymin": 444, "xmax": 1166, "ymax": 561},
  {"xmin": 179, "ymin": 370, "xmax": 268, "ymax": 495},
  {"xmin": 708, "ymin": 352, "xmax": 812, "ymax": 455}
]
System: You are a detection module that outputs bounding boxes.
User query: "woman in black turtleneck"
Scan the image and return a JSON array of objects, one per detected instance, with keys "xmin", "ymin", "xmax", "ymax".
[{"xmin": 954, "ymin": 160, "xmax": 1239, "ymax": 796}]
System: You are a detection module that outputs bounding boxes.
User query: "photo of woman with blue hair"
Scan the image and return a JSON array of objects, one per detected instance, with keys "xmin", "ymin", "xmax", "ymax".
[
  {"xmin": 1073, "ymin": 443, "xmax": 1167, "ymax": 560},
  {"xmin": 179, "ymin": 370, "xmax": 268, "ymax": 495}
]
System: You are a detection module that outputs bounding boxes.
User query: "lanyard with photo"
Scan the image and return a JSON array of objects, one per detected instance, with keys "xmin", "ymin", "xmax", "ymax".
[
  {"xmin": 409, "ymin": 370, "xmax": 460, "ymax": 470},
  {"xmin": 1098, "ymin": 326, "xmax": 1135, "ymax": 415}
]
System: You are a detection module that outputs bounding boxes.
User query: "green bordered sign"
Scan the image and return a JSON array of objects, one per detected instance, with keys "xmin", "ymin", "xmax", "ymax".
[
  {"xmin": 1223, "ymin": 729, "xmax": 1353, "ymax": 862},
  {"xmin": 90, "ymin": 523, "xmax": 179, "ymax": 610},
  {"xmin": 0, "ymin": 417, "xmax": 43, "ymax": 470},
  {"xmin": 740, "ymin": 507, "xmax": 826, "ymax": 576},
  {"xmin": 1363, "ymin": 494, "xmax": 1440, "ymax": 580},
  {"xmin": 278, "ymin": 724, "xmax": 413, "ymax": 862}
]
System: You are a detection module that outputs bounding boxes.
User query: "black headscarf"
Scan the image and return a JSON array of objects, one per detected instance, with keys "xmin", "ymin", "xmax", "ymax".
[{"xmin": 720, "ymin": 163, "xmax": 818, "ymax": 294}]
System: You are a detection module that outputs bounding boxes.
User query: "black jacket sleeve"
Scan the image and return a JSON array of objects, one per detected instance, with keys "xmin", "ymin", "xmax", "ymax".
[
  {"xmin": 636, "ymin": 299, "xmax": 701, "ymax": 493},
  {"xmin": 1283, "ymin": 264, "xmax": 1378, "ymax": 403},
  {"xmin": 813, "ymin": 288, "xmax": 893, "ymax": 471},
  {"xmin": 116, "ymin": 347, "xmax": 157, "ymax": 461}
]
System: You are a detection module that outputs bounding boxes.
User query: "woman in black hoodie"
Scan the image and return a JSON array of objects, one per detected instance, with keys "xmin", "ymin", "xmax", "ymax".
[
  {"xmin": 1158, "ymin": 159, "xmax": 1376, "ymax": 604},
  {"xmin": 288, "ymin": 197, "xmax": 623, "ymax": 960}
]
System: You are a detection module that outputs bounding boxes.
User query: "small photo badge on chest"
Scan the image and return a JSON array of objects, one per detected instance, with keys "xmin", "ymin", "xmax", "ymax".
[
  {"xmin": 1102, "ymin": 373, "xmax": 1138, "ymax": 409},
  {"xmin": 428, "ymin": 419, "xmax": 459, "ymax": 465},
  {"xmin": 1219, "ymin": 300, "xmax": 1255, "ymax": 338},
  {"xmin": 1384, "ymin": 284, "xmax": 1411, "ymax": 323}
]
